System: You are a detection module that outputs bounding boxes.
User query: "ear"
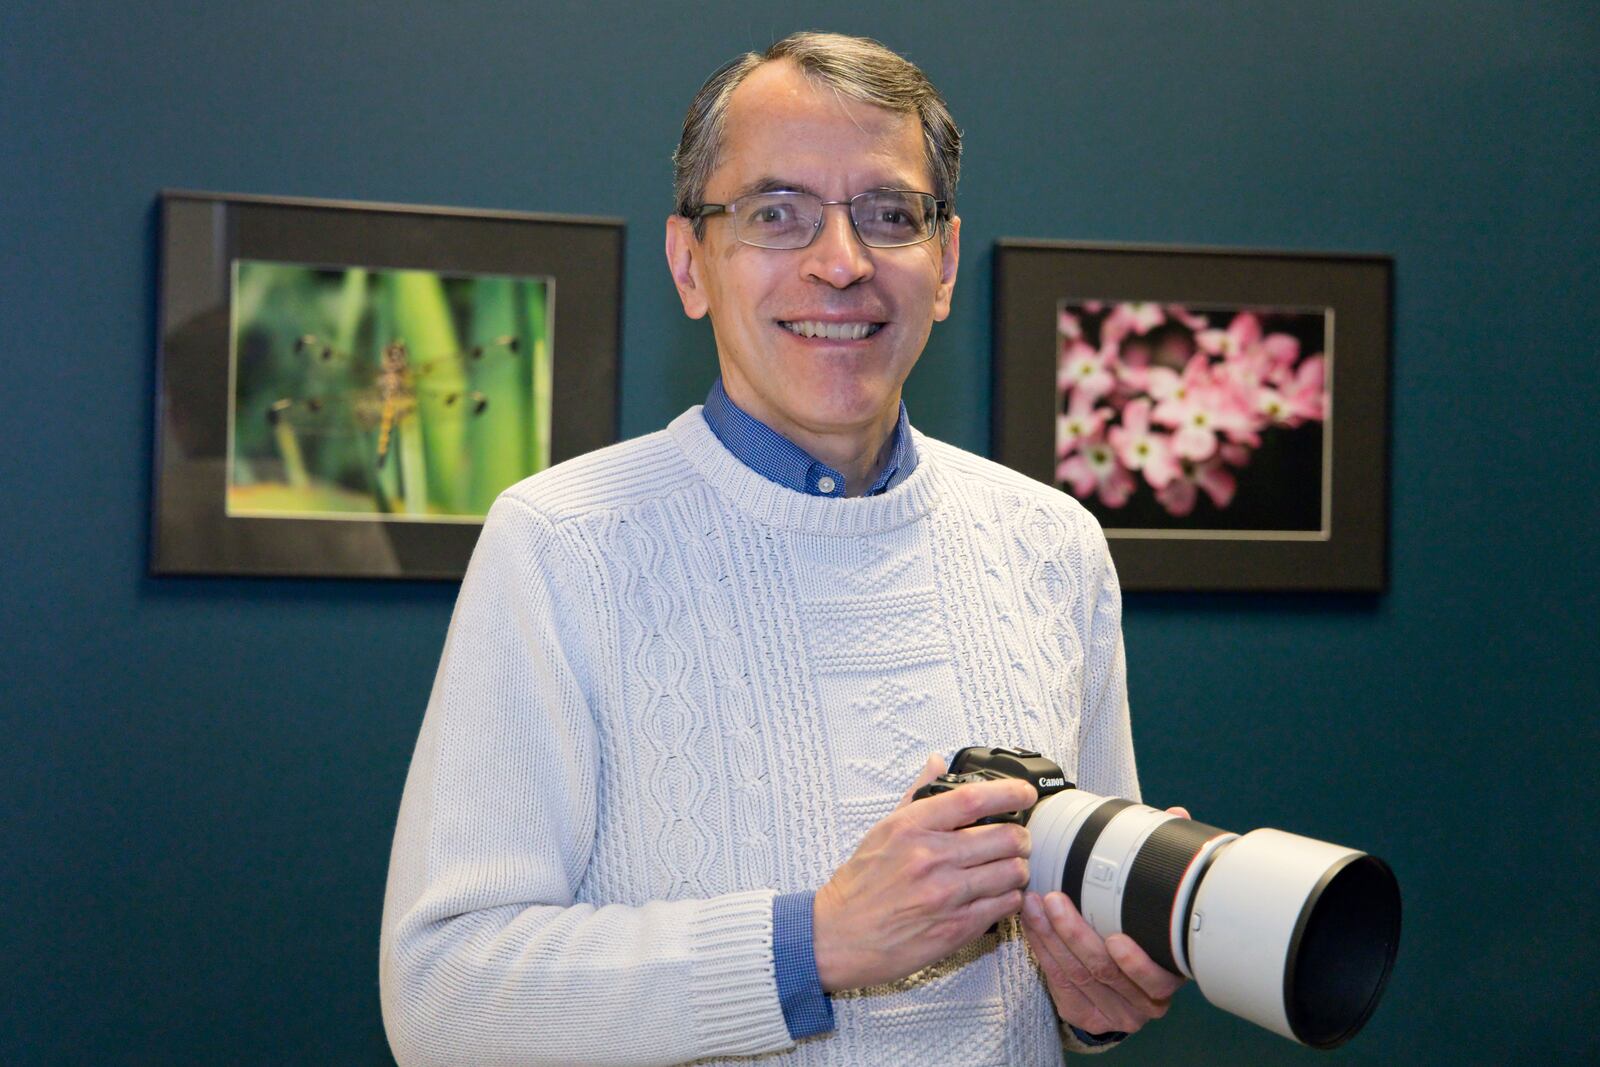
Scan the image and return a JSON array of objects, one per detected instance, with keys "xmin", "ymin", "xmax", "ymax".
[
  {"xmin": 665, "ymin": 214, "xmax": 710, "ymax": 319},
  {"xmin": 931, "ymin": 215, "xmax": 960, "ymax": 323}
]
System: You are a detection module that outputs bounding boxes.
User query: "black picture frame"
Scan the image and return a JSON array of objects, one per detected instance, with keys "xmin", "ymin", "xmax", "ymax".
[
  {"xmin": 152, "ymin": 190, "xmax": 623, "ymax": 579},
  {"xmin": 993, "ymin": 239, "xmax": 1390, "ymax": 593}
]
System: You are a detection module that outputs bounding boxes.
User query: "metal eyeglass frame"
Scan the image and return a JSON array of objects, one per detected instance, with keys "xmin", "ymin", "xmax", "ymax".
[{"xmin": 686, "ymin": 189, "xmax": 950, "ymax": 249}]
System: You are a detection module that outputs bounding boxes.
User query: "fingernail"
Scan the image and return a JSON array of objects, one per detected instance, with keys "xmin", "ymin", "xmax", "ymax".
[
  {"xmin": 1023, "ymin": 893, "xmax": 1042, "ymax": 919},
  {"xmin": 1045, "ymin": 894, "xmax": 1065, "ymax": 917}
]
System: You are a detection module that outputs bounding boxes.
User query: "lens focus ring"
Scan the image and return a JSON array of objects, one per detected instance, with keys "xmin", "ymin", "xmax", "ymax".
[{"xmin": 1120, "ymin": 817, "xmax": 1232, "ymax": 975}]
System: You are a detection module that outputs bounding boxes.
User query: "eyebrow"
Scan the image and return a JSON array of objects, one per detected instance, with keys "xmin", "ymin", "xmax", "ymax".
[
  {"xmin": 732, "ymin": 176, "xmax": 818, "ymax": 199},
  {"xmin": 729, "ymin": 175, "xmax": 923, "ymax": 200}
]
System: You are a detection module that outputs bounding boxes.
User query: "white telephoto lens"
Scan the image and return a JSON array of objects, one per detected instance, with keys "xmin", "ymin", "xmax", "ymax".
[{"xmin": 1025, "ymin": 794, "xmax": 1400, "ymax": 1048}]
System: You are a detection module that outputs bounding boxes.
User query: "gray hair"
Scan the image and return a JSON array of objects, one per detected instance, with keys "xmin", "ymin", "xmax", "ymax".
[{"xmin": 672, "ymin": 31, "xmax": 962, "ymax": 239}]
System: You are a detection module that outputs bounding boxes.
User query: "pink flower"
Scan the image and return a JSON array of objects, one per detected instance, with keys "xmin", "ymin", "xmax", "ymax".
[
  {"xmin": 1170, "ymin": 390, "xmax": 1259, "ymax": 460},
  {"xmin": 1152, "ymin": 357, "xmax": 1259, "ymax": 461},
  {"xmin": 1155, "ymin": 476, "xmax": 1197, "ymax": 516},
  {"xmin": 1196, "ymin": 459, "xmax": 1237, "ymax": 509},
  {"xmin": 1059, "ymin": 441, "xmax": 1135, "ymax": 508},
  {"xmin": 1196, "ymin": 311, "xmax": 1263, "ymax": 359},
  {"xmin": 1108, "ymin": 398, "xmax": 1180, "ymax": 489},
  {"xmin": 1145, "ymin": 352, "xmax": 1208, "ymax": 405},
  {"xmin": 1214, "ymin": 339, "xmax": 1273, "ymax": 397},
  {"xmin": 1255, "ymin": 389, "xmax": 1289, "ymax": 425},
  {"xmin": 1262, "ymin": 331, "xmax": 1300, "ymax": 367},
  {"xmin": 1166, "ymin": 304, "xmax": 1209, "ymax": 331},
  {"xmin": 1117, "ymin": 356, "xmax": 1152, "ymax": 394},
  {"xmin": 1058, "ymin": 339, "xmax": 1116, "ymax": 402},
  {"xmin": 1155, "ymin": 458, "xmax": 1238, "ymax": 516},
  {"xmin": 1056, "ymin": 390, "xmax": 1112, "ymax": 458},
  {"xmin": 1101, "ymin": 302, "xmax": 1166, "ymax": 346},
  {"xmin": 1145, "ymin": 365, "xmax": 1181, "ymax": 401},
  {"xmin": 1256, "ymin": 355, "xmax": 1326, "ymax": 427},
  {"xmin": 1284, "ymin": 354, "xmax": 1326, "ymax": 421},
  {"xmin": 1057, "ymin": 308, "xmax": 1082, "ymax": 342}
]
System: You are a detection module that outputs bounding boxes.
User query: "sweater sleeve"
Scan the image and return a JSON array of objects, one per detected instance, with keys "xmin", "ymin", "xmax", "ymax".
[
  {"xmin": 1074, "ymin": 517, "xmax": 1141, "ymax": 805},
  {"xmin": 379, "ymin": 497, "xmax": 793, "ymax": 1067},
  {"xmin": 1058, "ymin": 517, "xmax": 1140, "ymax": 1056}
]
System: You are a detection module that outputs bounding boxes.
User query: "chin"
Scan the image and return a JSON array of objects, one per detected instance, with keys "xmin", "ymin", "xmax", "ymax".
[{"xmin": 791, "ymin": 384, "xmax": 897, "ymax": 430}]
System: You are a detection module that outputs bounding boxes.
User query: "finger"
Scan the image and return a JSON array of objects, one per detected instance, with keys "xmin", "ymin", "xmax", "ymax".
[
  {"xmin": 1040, "ymin": 892, "xmax": 1166, "ymax": 1020},
  {"xmin": 1022, "ymin": 913, "xmax": 1115, "ymax": 1032},
  {"xmin": 1024, "ymin": 902, "xmax": 1113, "ymax": 1036},
  {"xmin": 904, "ymin": 777, "xmax": 1038, "ymax": 831},
  {"xmin": 952, "ymin": 854, "xmax": 1032, "ymax": 904},
  {"xmin": 1105, "ymin": 933, "xmax": 1187, "ymax": 1001},
  {"xmin": 952, "ymin": 821, "xmax": 1031, "ymax": 867},
  {"xmin": 962, "ymin": 887, "xmax": 1025, "ymax": 932},
  {"xmin": 895, "ymin": 753, "xmax": 948, "ymax": 809},
  {"xmin": 1165, "ymin": 805, "xmax": 1191, "ymax": 820},
  {"xmin": 1021, "ymin": 895, "xmax": 1138, "ymax": 1031}
]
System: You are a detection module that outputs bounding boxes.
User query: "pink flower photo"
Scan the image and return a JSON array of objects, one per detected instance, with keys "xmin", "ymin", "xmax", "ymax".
[{"xmin": 1055, "ymin": 300, "xmax": 1330, "ymax": 531}]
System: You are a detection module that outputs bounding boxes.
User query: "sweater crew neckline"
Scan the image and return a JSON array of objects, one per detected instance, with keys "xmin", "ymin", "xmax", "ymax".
[{"xmin": 668, "ymin": 407, "xmax": 941, "ymax": 536}]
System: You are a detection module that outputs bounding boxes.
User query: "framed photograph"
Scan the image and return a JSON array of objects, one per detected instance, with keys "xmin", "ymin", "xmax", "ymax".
[
  {"xmin": 152, "ymin": 190, "xmax": 623, "ymax": 578},
  {"xmin": 994, "ymin": 240, "xmax": 1390, "ymax": 592}
]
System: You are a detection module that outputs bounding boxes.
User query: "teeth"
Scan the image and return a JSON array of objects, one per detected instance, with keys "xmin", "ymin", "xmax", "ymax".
[{"xmin": 782, "ymin": 321, "xmax": 880, "ymax": 340}]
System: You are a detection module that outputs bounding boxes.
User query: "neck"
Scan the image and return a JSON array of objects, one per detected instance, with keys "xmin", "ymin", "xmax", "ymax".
[
  {"xmin": 720, "ymin": 378, "xmax": 900, "ymax": 497},
  {"xmin": 817, "ymin": 422, "xmax": 897, "ymax": 497}
]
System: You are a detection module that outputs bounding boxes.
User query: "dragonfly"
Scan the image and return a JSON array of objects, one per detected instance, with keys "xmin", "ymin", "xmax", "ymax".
[{"xmin": 266, "ymin": 333, "xmax": 518, "ymax": 468}]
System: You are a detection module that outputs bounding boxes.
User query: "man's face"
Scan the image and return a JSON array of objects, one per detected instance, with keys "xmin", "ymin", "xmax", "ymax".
[{"xmin": 667, "ymin": 60, "xmax": 960, "ymax": 449}]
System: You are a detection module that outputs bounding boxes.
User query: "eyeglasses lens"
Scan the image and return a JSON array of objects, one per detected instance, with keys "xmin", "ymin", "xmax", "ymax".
[{"xmin": 733, "ymin": 191, "xmax": 936, "ymax": 249}]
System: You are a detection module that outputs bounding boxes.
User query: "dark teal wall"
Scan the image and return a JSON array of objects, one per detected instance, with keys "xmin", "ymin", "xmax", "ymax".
[{"xmin": 3, "ymin": 3, "xmax": 1595, "ymax": 1064}]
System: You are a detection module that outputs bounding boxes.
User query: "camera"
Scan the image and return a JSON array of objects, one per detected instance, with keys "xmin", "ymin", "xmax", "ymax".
[{"xmin": 912, "ymin": 746, "xmax": 1402, "ymax": 1049}]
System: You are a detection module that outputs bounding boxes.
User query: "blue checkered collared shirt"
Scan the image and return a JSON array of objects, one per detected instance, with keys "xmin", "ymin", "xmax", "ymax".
[{"xmin": 701, "ymin": 378, "xmax": 916, "ymax": 498}]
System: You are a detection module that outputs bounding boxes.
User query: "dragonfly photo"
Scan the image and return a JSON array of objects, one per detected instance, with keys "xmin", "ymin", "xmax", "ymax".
[{"xmin": 227, "ymin": 260, "xmax": 553, "ymax": 521}]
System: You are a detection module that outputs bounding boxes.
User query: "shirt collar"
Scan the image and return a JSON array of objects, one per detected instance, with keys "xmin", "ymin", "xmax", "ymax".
[{"xmin": 701, "ymin": 378, "xmax": 916, "ymax": 497}]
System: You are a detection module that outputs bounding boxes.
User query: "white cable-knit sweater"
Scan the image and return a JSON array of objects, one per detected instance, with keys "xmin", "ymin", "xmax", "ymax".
[{"xmin": 380, "ymin": 409, "xmax": 1141, "ymax": 1067}]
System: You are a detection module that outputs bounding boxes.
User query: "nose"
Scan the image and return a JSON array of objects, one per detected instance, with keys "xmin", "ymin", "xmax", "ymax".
[{"xmin": 799, "ymin": 202, "xmax": 874, "ymax": 289}]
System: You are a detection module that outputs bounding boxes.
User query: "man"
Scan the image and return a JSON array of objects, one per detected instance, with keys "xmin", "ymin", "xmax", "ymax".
[{"xmin": 381, "ymin": 32, "xmax": 1182, "ymax": 1067}]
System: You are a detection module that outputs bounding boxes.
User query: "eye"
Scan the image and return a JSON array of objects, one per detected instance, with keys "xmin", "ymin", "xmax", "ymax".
[
  {"xmin": 854, "ymin": 193, "xmax": 932, "ymax": 243},
  {"xmin": 744, "ymin": 196, "xmax": 802, "ymax": 226}
]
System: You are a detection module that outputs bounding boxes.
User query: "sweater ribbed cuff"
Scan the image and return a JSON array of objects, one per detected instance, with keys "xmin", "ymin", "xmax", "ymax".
[{"xmin": 687, "ymin": 890, "xmax": 793, "ymax": 1057}]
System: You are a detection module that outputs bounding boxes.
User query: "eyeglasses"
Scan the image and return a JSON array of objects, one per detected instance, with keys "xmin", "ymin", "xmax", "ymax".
[{"xmin": 687, "ymin": 189, "xmax": 949, "ymax": 250}]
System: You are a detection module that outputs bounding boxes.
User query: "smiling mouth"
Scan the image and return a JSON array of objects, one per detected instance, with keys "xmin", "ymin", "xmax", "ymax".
[{"xmin": 779, "ymin": 320, "xmax": 884, "ymax": 340}]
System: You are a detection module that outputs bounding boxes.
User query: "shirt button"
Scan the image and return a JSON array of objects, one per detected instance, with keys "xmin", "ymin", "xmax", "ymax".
[{"xmin": 816, "ymin": 476, "xmax": 837, "ymax": 494}]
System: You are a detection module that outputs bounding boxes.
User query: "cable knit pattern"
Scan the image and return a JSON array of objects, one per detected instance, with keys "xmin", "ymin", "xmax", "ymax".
[{"xmin": 381, "ymin": 408, "xmax": 1140, "ymax": 1066}]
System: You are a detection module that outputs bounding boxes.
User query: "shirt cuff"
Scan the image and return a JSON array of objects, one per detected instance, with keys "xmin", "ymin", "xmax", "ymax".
[
  {"xmin": 1070, "ymin": 1025, "xmax": 1128, "ymax": 1047},
  {"xmin": 772, "ymin": 890, "xmax": 835, "ymax": 1039}
]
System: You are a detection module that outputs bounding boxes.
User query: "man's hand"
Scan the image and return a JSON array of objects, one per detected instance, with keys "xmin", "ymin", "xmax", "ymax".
[
  {"xmin": 812, "ymin": 754, "xmax": 1037, "ymax": 992},
  {"xmin": 1019, "ymin": 806, "xmax": 1191, "ymax": 1037}
]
